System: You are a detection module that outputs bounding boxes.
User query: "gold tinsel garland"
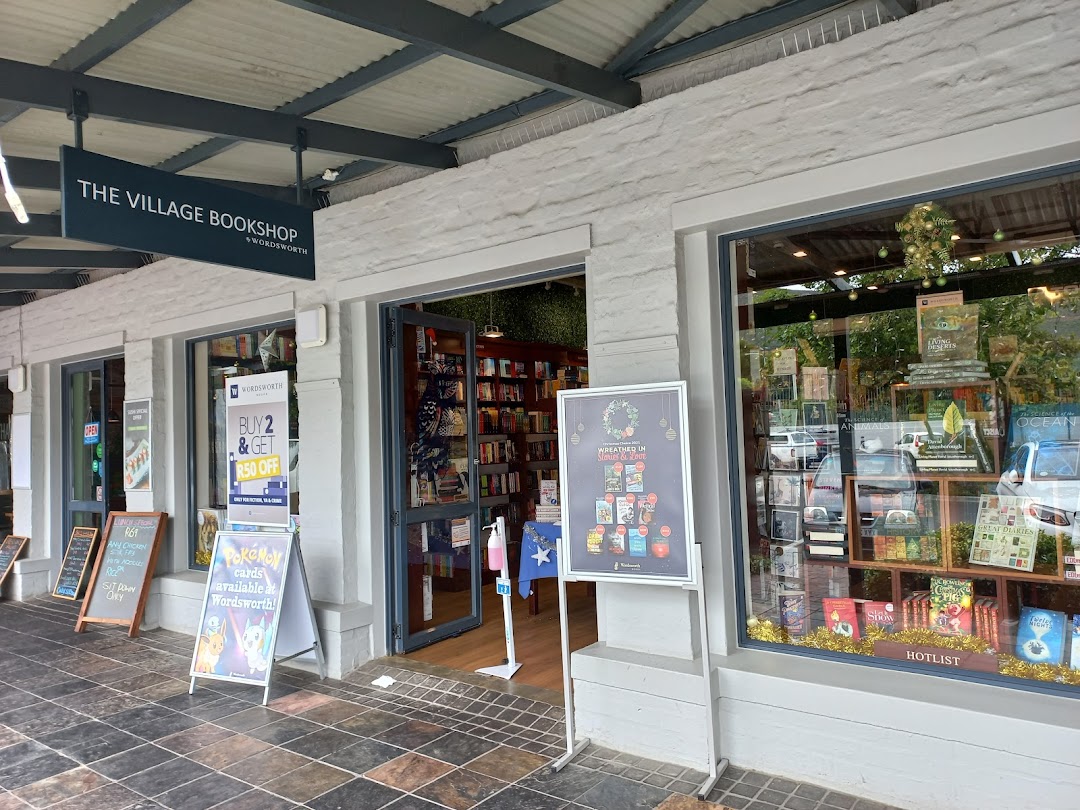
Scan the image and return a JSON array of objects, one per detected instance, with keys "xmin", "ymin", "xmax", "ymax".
[{"xmin": 746, "ymin": 619, "xmax": 1080, "ymax": 686}]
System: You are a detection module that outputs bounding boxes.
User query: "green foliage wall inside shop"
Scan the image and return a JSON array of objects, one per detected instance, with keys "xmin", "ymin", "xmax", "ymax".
[{"xmin": 425, "ymin": 282, "xmax": 587, "ymax": 348}]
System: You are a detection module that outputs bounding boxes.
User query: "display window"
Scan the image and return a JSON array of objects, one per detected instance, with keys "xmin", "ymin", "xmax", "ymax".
[
  {"xmin": 189, "ymin": 325, "xmax": 299, "ymax": 568},
  {"xmin": 726, "ymin": 167, "xmax": 1080, "ymax": 693}
]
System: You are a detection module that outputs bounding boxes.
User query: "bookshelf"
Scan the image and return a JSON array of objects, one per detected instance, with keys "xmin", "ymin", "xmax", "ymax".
[{"xmin": 475, "ymin": 338, "xmax": 588, "ymax": 573}]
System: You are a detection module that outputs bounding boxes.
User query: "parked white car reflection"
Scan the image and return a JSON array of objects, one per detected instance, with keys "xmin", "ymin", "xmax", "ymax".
[{"xmin": 997, "ymin": 441, "xmax": 1080, "ymax": 535}]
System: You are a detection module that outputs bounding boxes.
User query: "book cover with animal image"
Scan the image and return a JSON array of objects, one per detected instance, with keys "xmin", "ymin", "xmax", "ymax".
[
  {"xmin": 595, "ymin": 498, "xmax": 613, "ymax": 524},
  {"xmin": 1015, "ymin": 607, "xmax": 1067, "ymax": 665},
  {"xmin": 862, "ymin": 601, "xmax": 897, "ymax": 631},
  {"xmin": 822, "ymin": 598, "xmax": 860, "ymax": 640},
  {"xmin": 604, "ymin": 464, "xmax": 623, "ymax": 492},
  {"xmin": 920, "ymin": 303, "xmax": 980, "ymax": 362},
  {"xmin": 1071, "ymin": 615, "xmax": 1080, "ymax": 671},
  {"xmin": 929, "ymin": 576, "xmax": 973, "ymax": 637},
  {"xmin": 624, "ymin": 464, "xmax": 644, "ymax": 493},
  {"xmin": 779, "ymin": 590, "xmax": 807, "ymax": 636}
]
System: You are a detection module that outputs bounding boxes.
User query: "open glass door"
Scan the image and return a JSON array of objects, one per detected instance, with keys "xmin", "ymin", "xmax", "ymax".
[
  {"xmin": 387, "ymin": 307, "xmax": 480, "ymax": 651},
  {"xmin": 62, "ymin": 358, "xmax": 126, "ymax": 546}
]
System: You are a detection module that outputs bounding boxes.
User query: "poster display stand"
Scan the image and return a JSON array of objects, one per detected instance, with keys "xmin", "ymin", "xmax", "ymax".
[
  {"xmin": 75, "ymin": 513, "xmax": 167, "ymax": 637},
  {"xmin": 188, "ymin": 528, "xmax": 326, "ymax": 705},
  {"xmin": 551, "ymin": 382, "xmax": 728, "ymax": 799}
]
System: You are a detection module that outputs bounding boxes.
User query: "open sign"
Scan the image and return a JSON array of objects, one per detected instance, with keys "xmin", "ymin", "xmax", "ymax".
[{"xmin": 84, "ymin": 422, "xmax": 101, "ymax": 445}]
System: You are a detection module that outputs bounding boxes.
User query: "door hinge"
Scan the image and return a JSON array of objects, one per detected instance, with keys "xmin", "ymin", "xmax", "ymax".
[
  {"xmin": 390, "ymin": 510, "xmax": 400, "ymax": 527},
  {"xmin": 386, "ymin": 314, "xmax": 397, "ymax": 348},
  {"xmin": 392, "ymin": 624, "xmax": 402, "ymax": 640}
]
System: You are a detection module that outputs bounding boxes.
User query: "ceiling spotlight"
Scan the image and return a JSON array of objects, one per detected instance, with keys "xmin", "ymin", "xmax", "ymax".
[
  {"xmin": 321, "ymin": 168, "xmax": 340, "ymax": 181},
  {"xmin": 792, "ymin": 250, "xmax": 808, "ymax": 258},
  {"xmin": 970, "ymin": 255, "xmax": 983, "ymax": 262},
  {"xmin": 950, "ymin": 234, "xmax": 961, "ymax": 241},
  {"xmin": 867, "ymin": 285, "xmax": 879, "ymax": 291},
  {"xmin": 833, "ymin": 270, "xmax": 847, "ymax": 276}
]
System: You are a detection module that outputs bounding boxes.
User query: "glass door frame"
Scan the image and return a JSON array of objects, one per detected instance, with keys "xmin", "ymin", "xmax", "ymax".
[
  {"xmin": 61, "ymin": 358, "xmax": 112, "ymax": 548},
  {"xmin": 384, "ymin": 305, "xmax": 482, "ymax": 653}
]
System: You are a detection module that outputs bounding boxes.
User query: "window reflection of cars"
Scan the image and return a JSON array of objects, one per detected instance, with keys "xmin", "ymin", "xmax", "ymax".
[
  {"xmin": 997, "ymin": 440, "xmax": 1080, "ymax": 535},
  {"xmin": 769, "ymin": 431, "xmax": 819, "ymax": 467},
  {"xmin": 803, "ymin": 450, "xmax": 919, "ymax": 533},
  {"xmin": 895, "ymin": 431, "xmax": 930, "ymax": 456}
]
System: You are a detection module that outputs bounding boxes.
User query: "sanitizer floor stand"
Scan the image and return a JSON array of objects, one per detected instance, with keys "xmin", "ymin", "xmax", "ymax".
[{"xmin": 476, "ymin": 516, "xmax": 522, "ymax": 680}]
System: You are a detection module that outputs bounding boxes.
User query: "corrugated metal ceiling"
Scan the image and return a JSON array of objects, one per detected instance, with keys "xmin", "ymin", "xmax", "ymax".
[
  {"xmin": 0, "ymin": 0, "xmax": 136, "ymax": 66},
  {"xmin": 660, "ymin": 0, "xmax": 789, "ymax": 48}
]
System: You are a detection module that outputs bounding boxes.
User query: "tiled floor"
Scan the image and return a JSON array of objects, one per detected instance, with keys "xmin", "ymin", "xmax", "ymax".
[{"xmin": 0, "ymin": 598, "xmax": 902, "ymax": 810}]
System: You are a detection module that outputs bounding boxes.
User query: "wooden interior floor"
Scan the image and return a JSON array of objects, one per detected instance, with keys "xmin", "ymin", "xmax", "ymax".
[{"xmin": 404, "ymin": 579, "xmax": 597, "ymax": 692}]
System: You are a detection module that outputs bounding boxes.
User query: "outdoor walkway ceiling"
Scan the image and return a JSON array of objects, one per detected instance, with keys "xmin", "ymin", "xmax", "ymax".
[{"xmin": 0, "ymin": 0, "xmax": 916, "ymax": 302}]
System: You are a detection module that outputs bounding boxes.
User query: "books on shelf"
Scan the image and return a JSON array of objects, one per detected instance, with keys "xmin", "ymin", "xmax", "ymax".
[
  {"xmin": 479, "ymin": 471, "xmax": 521, "ymax": 498},
  {"xmin": 1016, "ymin": 607, "xmax": 1067, "ymax": 665},
  {"xmin": 528, "ymin": 411, "xmax": 553, "ymax": 433},
  {"xmin": 822, "ymin": 598, "xmax": 860, "ymax": 640},
  {"xmin": 499, "ymin": 382, "xmax": 526, "ymax": 402},
  {"xmin": 929, "ymin": 576, "xmax": 973, "ymax": 636},
  {"xmin": 478, "ymin": 357, "xmax": 497, "ymax": 376},
  {"xmin": 527, "ymin": 439, "xmax": 557, "ymax": 461},
  {"xmin": 499, "ymin": 359, "xmax": 527, "ymax": 378},
  {"xmin": 478, "ymin": 439, "xmax": 516, "ymax": 464},
  {"xmin": 974, "ymin": 597, "xmax": 1000, "ymax": 650},
  {"xmin": 863, "ymin": 601, "xmax": 896, "ymax": 631}
]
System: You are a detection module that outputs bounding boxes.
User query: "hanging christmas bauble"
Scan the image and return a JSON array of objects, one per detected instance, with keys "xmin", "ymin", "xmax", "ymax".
[
  {"xmin": 936, "ymin": 276, "xmax": 948, "ymax": 286},
  {"xmin": 808, "ymin": 311, "xmax": 818, "ymax": 321},
  {"xmin": 922, "ymin": 278, "xmax": 932, "ymax": 288},
  {"xmin": 877, "ymin": 247, "xmax": 888, "ymax": 259},
  {"xmin": 848, "ymin": 291, "xmax": 858, "ymax": 301},
  {"xmin": 993, "ymin": 229, "xmax": 1006, "ymax": 242}
]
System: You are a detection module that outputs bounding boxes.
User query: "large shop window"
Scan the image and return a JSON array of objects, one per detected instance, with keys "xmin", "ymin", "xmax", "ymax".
[
  {"xmin": 728, "ymin": 167, "xmax": 1080, "ymax": 694},
  {"xmin": 189, "ymin": 326, "xmax": 299, "ymax": 568}
]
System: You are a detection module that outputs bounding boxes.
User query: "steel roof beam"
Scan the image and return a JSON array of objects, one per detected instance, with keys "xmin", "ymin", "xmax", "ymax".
[
  {"xmin": 0, "ymin": 0, "xmax": 192, "ymax": 126},
  {"xmin": 878, "ymin": 0, "xmax": 914, "ymax": 20},
  {"xmin": 274, "ymin": 0, "xmax": 640, "ymax": 110},
  {"xmin": 0, "ymin": 214, "xmax": 62, "ymax": 238},
  {"xmin": 3, "ymin": 156, "xmax": 318, "ymax": 207},
  {"xmin": 606, "ymin": 0, "xmax": 711, "ymax": 75},
  {"xmin": 313, "ymin": 0, "xmax": 833, "ymax": 189},
  {"xmin": 0, "ymin": 272, "xmax": 82, "ymax": 290},
  {"xmin": 0, "ymin": 58, "xmax": 457, "ymax": 169},
  {"xmin": 0, "ymin": 249, "xmax": 146, "ymax": 269},
  {"xmin": 629, "ymin": 0, "xmax": 846, "ymax": 76},
  {"xmin": 156, "ymin": 0, "xmax": 563, "ymax": 174}
]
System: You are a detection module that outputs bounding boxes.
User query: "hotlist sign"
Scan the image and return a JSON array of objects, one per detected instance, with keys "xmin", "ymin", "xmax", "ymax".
[
  {"xmin": 226, "ymin": 371, "xmax": 291, "ymax": 527},
  {"xmin": 60, "ymin": 146, "xmax": 315, "ymax": 280}
]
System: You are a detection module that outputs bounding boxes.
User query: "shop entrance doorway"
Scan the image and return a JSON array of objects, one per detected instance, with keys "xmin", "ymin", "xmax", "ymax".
[
  {"xmin": 61, "ymin": 358, "xmax": 126, "ymax": 545},
  {"xmin": 384, "ymin": 272, "xmax": 597, "ymax": 691}
]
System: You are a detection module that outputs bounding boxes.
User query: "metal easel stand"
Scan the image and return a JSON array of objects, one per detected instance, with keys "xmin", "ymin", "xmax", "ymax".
[
  {"xmin": 683, "ymin": 543, "xmax": 729, "ymax": 800},
  {"xmin": 552, "ymin": 537, "xmax": 589, "ymax": 771},
  {"xmin": 476, "ymin": 516, "xmax": 522, "ymax": 680},
  {"xmin": 550, "ymin": 542, "xmax": 728, "ymax": 800}
]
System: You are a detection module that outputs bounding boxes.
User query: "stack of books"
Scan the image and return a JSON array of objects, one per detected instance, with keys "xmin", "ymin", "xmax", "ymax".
[{"xmin": 905, "ymin": 360, "xmax": 990, "ymax": 385}]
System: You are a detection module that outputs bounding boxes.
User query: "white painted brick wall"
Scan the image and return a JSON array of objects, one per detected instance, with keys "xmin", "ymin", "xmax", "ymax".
[{"xmin": 0, "ymin": 0, "xmax": 1077, "ymax": 804}]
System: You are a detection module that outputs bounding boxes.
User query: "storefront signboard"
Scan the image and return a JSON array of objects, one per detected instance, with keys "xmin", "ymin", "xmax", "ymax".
[
  {"xmin": 52, "ymin": 526, "xmax": 100, "ymax": 600},
  {"xmin": 76, "ymin": 512, "xmax": 167, "ymax": 637},
  {"xmin": 225, "ymin": 371, "xmax": 291, "ymax": 527},
  {"xmin": 557, "ymin": 382, "xmax": 696, "ymax": 585},
  {"xmin": 60, "ymin": 147, "xmax": 315, "ymax": 280},
  {"xmin": 123, "ymin": 399, "xmax": 152, "ymax": 491},
  {"xmin": 0, "ymin": 535, "xmax": 30, "ymax": 589},
  {"xmin": 189, "ymin": 530, "xmax": 323, "ymax": 701}
]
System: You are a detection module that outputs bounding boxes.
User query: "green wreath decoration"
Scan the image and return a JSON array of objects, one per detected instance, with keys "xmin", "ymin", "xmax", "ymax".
[
  {"xmin": 897, "ymin": 202, "xmax": 956, "ymax": 279},
  {"xmin": 602, "ymin": 399, "xmax": 639, "ymax": 440}
]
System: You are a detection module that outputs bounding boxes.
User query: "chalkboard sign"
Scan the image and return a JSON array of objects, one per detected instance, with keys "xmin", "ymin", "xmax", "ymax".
[
  {"xmin": 0, "ymin": 536, "xmax": 30, "ymax": 592},
  {"xmin": 52, "ymin": 527, "xmax": 100, "ymax": 600},
  {"xmin": 75, "ymin": 512, "xmax": 167, "ymax": 637}
]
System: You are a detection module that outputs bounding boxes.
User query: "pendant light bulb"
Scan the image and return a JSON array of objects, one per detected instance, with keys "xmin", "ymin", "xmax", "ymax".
[{"xmin": 480, "ymin": 293, "xmax": 503, "ymax": 339}]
